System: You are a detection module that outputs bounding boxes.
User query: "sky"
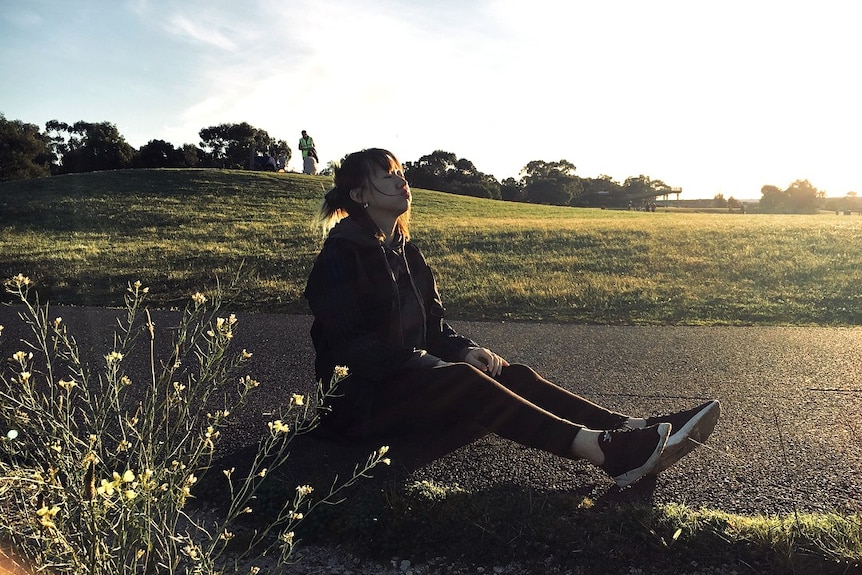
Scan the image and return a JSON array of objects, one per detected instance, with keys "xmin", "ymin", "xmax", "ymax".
[{"xmin": 2, "ymin": 0, "xmax": 860, "ymax": 199}]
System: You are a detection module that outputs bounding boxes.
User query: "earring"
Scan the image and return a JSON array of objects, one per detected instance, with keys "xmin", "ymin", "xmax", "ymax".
[{"xmin": 363, "ymin": 202, "xmax": 369, "ymax": 209}]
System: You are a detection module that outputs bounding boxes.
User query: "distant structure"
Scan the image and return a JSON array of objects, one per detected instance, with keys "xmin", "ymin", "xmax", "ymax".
[{"xmin": 660, "ymin": 187, "xmax": 683, "ymax": 208}]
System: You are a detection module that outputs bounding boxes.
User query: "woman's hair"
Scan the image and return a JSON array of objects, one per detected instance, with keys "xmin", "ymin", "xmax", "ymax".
[{"xmin": 315, "ymin": 148, "xmax": 411, "ymax": 240}]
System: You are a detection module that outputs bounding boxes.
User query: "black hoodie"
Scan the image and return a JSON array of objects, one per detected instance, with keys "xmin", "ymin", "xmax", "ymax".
[{"xmin": 305, "ymin": 217, "xmax": 477, "ymax": 388}]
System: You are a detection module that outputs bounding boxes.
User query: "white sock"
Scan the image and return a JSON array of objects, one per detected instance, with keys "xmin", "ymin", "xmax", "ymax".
[{"xmin": 571, "ymin": 429, "xmax": 605, "ymax": 465}]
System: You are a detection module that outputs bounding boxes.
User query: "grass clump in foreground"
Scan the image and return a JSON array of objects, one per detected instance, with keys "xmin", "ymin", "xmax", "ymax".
[
  {"xmin": 0, "ymin": 276, "xmax": 389, "ymax": 575},
  {"xmin": 291, "ymin": 479, "xmax": 862, "ymax": 574}
]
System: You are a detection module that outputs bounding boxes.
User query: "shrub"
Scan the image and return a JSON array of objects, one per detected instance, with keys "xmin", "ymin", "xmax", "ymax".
[{"xmin": 0, "ymin": 274, "xmax": 388, "ymax": 574}]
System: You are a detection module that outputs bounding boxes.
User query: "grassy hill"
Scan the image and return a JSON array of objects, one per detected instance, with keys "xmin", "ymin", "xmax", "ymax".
[{"xmin": 2, "ymin": 168, "xmax": 862, "ymax": 325}]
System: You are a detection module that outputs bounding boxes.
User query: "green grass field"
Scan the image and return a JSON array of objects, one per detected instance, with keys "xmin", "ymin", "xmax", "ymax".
[{"xmin": 2, "ymin": 168, "xmax": 862, "ymax": 325}]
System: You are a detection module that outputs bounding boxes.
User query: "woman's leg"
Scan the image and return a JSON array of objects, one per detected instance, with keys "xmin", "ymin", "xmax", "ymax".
[
  {"xmin": 358, "ymin": 363, "xmax": 672, "ymax": 487},
  {"xmin": 373, "ymin": 362, "xmax": 583, "ymax": 458},
  {"xmin": 495, "ymin": 364, "xmax": 630, "ymax": 430}
]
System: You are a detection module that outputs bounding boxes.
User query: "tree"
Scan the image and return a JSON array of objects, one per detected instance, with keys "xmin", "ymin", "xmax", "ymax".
[
  {"xmin": 576, "ymin": 175, "xmax": 624, "ymax": 207},
  {"xmin": 403, "ymin": 150, "xmax": 457, "ymax": 191},
  {"xmin": 759, "ymin": 185, "xmax": 783, "ymax": 212},
  {"xmin": 180, "ymin": 144, "xmax": 203, "ymax": 167},
  {"xmin": 759, "ymin": 180, "xmax": 820, "ymax": 213},
  {"xmin": 520, "ymin": 160, "xmax": 581, "ymax": 206},
  {"xmin": 403, "ymin": 150, "xmax": 501, "ymax": 199},
  {"xmin": 198, "ymin": 122, "xmax": 289, "ymax": 169},
  {"xmin": 45, "ymin": 120, "xmax": 134, "ymax": 174},
  {"xmin": 784, "ymin": 179, "xmax": 819, "ymax": 213},
  {"xmin": 500, "ymin": 177, "xmax": 526, "ymax": 202},
  {"xmin": 622, "ymin": 175, "xmax": 653, "ymax": 197},
  {"xmin": 0, "ymin": 114, "xmax": 53, "ymax": 181},
  {"xmin": 131, "ymin": 139, "xmax": 186, "ymax": 168}
]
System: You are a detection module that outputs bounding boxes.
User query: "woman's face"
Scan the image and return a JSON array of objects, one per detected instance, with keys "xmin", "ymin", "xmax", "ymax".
[{"xmin": 364, "ymin": 162, "xmax": 411, "ymax": 218}]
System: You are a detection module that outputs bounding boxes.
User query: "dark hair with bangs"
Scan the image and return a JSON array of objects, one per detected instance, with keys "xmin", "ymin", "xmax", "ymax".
[{"xmin": 316, "ymin": 148, "xmax": 411, "ymax": 240}]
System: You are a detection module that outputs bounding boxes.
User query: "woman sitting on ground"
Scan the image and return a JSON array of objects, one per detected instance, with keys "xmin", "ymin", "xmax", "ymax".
[{"xmin": 304, "ymin": 148, "xmax": 720, "ymax": 488}]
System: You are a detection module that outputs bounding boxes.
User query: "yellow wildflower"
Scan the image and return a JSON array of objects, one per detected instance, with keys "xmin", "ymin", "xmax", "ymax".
[
  {"xmin": 36, "ymin": 505, "xmax": 60, "ymax": 528},
  {"xmin": 241, "ymin": 349, "xmax": 253, "ymax": 359},
  {"xmin": 291, "ymin": 393, "xmax": 305, "ymax": 406},
  {"xmin": 191, "ymin": 292, "xmax": 207, "ymax": 305},
  {"xmin": 296, "ymin": 485, "xmax": 313, "ymax": 497},
  {"xmin": 268, "ymin": 420, "xmax": 290, "ymax": 434},
  {"xmin": 122, "ymin": 470, "xmax": 135, "ymax": 483},
  {"xmin": 58, "ymin": 378, "xmax": 77, "ymax": 391},
  {"xmin": 105, "ymin": 351, "xmax": 124, "ymax": 364},
  {"xmin": 11, "ymin": 351, "xmax": 32, "ymax": 363},
  {"xmin": 124, "ymin": 489, "xmax": 138, "ymax": 500},
  {"xmin": 97, "ymin": 479, "xmax": 117, "ymax": 496},
  {"xmin": 334, "ymin": 365, "xmax": 349, "ymax": 378},
  {"xmin": 10, "ymin": 274, "xmax": 31, "ymax": 287},
  {"xmin": 241, "ymin": 375, "xmax": 260, "ymax": 390}
]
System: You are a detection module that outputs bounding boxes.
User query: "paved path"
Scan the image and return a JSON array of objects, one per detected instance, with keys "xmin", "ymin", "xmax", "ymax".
[{"xmin": 2, "ymin": 305, "xmax": 860, "ymax": 516}]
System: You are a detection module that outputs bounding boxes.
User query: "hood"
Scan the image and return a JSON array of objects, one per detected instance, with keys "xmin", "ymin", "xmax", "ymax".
[{"xmin": 327, "ymin": 216, "xmax": 405, "ymax": 251}]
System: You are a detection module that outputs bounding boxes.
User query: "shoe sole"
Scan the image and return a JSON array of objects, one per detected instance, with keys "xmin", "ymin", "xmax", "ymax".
[
  {"xmin": 649, "ymin": 400, "xmax": 720, "ymax": 475},
  {"xmin": 613, "ymin": 422, "xmax": 671, "ymax": 487}
]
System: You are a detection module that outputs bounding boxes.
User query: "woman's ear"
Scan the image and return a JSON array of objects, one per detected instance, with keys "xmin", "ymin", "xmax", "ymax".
[{"xmin": 348, "ymin": 188, "xmax": 364, "ymax": 204}]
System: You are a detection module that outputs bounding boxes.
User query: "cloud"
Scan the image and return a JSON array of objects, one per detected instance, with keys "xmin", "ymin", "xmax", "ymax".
[{"xmin": 165, "ymin": 13, "xmax": 238, "ymax": 50}]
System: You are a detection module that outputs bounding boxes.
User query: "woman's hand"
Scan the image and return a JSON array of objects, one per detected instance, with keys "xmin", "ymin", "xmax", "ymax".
[{"xmin": 463, "ymin": 347, "xmax": 509, "ymax": 378}]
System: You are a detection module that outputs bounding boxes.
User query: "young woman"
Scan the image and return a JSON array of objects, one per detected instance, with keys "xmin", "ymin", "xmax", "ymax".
[{"xmin": 304, "ymin": 148, "xmax": 720, "ymax": 488}]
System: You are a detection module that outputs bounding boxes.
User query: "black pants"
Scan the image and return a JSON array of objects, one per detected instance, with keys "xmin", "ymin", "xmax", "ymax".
[{"xmin": 326, "ymin": 363, "xmax": 628, "ymax": 459}]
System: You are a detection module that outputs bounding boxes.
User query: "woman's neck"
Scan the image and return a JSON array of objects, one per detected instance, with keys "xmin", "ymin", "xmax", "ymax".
[{"xmin": 368, "ymin": 213, "xmax": 398, "ymax": 244}]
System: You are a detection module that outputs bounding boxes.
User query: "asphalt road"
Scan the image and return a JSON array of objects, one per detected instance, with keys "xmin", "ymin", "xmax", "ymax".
[{"xmin": 2, "ymin": 305, "xmax": 860, "ymax": 516}]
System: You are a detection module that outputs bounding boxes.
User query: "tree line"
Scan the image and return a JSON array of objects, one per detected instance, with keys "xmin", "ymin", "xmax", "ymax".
[
  {"xmin": 0, "ymin": 114, "xmax": 681, "ymax": 209},
  {"xmin": 0, "ymin": 115, "xmax": 290, "ymax": 178},
  {"xmin": 2, "ymin": 114, "xmax": 853, "ymax": 213}
]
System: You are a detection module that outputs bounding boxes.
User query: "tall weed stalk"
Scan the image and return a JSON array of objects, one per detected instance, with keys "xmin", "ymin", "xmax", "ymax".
[{"xmin": 0, "ymin": 274, "xmax": 387, "ymax": 574}]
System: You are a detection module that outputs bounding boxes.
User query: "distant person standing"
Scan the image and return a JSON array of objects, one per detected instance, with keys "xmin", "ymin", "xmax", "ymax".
[{"xmin": 299, "ymin": 130, "xmax": 318, "ymax": 175}]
